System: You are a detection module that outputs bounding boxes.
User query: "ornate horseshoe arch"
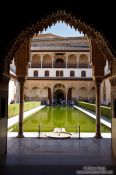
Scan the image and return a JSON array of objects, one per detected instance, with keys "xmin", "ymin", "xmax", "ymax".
[{"xmin": 5, "ymin": 10, "xmax": 115, "ymax": 68}]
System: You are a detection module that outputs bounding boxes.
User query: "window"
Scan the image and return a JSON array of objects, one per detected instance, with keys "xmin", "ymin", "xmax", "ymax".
[
  {"xmin": 70, "ymin": 71, "xmax": 75, "ymax": 77},
  {"xmin": 56, "ymin": 58, "xmax": 64, "ymax": 64},
  {"xmin": 56, "ymin": 71, "xmax": 59, "ymax": 77},
  {"xmin": 56, "ymin": 71, "xmax": 63, "ymax": 77},
  {"xmin": 60, "ymin": 71, "xmax": 63, "ymax": 77},
  {"xmin": 81, "ymin": 71, "xmax": 86, "ymax": 77},
  {"xmin": 54, "ymin": 58, "xmax": 65, "ymax": 68},
  {"xmin": 33, "ymin": 70, "xmax": 38, "ymax": 77},
  {"xmin": 45, "ymin": 70, "xmax": 49, "ymax": 77}
]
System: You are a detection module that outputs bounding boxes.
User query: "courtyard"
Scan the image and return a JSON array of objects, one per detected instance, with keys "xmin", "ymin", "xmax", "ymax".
[{"xmin": 0, "ymin": 137, "xmax": 116, "ymax": 175}]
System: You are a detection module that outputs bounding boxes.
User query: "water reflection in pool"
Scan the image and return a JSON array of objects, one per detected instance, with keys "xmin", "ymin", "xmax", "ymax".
[{"xmin": 11, "ymin": 106, "xmax": 111, "ymax": 132}]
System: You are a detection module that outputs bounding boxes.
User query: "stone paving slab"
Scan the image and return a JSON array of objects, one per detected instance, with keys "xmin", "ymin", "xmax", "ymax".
[{"xmin": 5, "ymin": 137, "xmax": 115, "ymax": 167}]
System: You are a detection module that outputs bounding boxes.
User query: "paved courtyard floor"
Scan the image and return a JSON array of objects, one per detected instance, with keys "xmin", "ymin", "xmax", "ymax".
[
  {"xmin": 5, "ymin": 105, "xmax": 113, "ymax": 174},
  {"xmin": 1, "ymin": 137, "xmax": 116, "ymax": 175},
  {"xmin": 8, "ymin": 131, "xmax": 111, "ymax": 138}
]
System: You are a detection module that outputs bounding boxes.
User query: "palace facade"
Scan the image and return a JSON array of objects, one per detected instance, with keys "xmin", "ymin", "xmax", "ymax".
[{"xmin": 9, "ymin": 34, "xmax": 111, "ymax": 105}]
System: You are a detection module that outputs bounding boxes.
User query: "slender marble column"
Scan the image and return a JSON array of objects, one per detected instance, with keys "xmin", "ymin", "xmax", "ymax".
[
  {"xmin": 41, "ymin": 56, "xmax": 43, "ymax": 68},
  {"xmin": 51, "ymin": 88, "xmax": 53, "ymax": 105},
  {"xmin": 17, "ymin": 76, "xmax": 25, "ymax": 138},
  {"xmin": 66, "ymin": 57, "xmax": 68, "ymax": 68},
  {"xmin": 52, "ymin": 56, "xmax": 54, "ymax": 68},
  {"xmin": 95, "ymin": 79, "xmax": 102, "ymax": 138}
]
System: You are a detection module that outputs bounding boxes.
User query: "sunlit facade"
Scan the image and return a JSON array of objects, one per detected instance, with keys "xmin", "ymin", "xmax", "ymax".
[
  {"xmin": 22, "ymin": 34, "xmax": 110, "ymax": 105},
  {"xmin": 8, "ymin": 34, "xmax": 111, "ymax": 105}
]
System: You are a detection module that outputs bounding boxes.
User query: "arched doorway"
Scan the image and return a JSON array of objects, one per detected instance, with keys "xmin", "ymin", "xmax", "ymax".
[
  {"xmin": 54, "ymin": 89, "xmax": 65, "ymax": 104},
  {"xmin": 0, "ymin": 10, "xmax": 115, "ymax": 160},
  {"xmin": 53, "ymin": 83, "xmax": 65, "ymax": 104}
]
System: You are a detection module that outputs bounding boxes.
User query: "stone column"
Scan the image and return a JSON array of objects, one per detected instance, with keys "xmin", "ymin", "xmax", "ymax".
[
  {"xmin": 52, "ymin": 55, "xmax": 54, "ymax": 68},
  {"xmin": 65, "ymin": 88, "xmax": 68, "ymax": 105},
  {"xmin": 95, "ymin": 78, "xmax": 102, "ymax": 139},
  {"xmin": 41, "ymin": 56, "xmax": 43, "ymax": 68},
  {"xmin": 17, "ymin": 76, "xmax": 25, "ymax": 138},
  {"xmin": 40, "ymin": 88, "xmax": 43, "ymax": 103},
  {"xmin": 109, "ymin": 74, "xmax": 116, "ymax": 158},
  {"xmin": 15, "ymin": 40, "xmax": 30, "ymax": 138},
  {"xmin": 66, "ymin": 55, "xmax": 68, "ymax": 68},
  {"xmin": 77, "ymin": 56, "xmax": 79, "ymax": 68},
  {"xmin": 51, "ymin": 88, "xmax": 53, "ymax": 105},
  {"xmin": 91, "ymin": 40, "xmax": 106, "ymax": 139}
]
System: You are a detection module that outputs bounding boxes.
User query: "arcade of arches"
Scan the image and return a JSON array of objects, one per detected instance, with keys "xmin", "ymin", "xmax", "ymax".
[
  {"xmin": 0, "ymin": 11, "xmax": 116, "ymax": 159},
  {"xmin": 23, "ymin": 80, "xmax": 96, "ymax": 104}
]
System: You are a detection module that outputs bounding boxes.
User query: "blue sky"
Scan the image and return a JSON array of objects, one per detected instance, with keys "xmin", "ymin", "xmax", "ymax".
[{"xmin": 40, "ymin": 21, "xmax": 84, "ymax": 37}]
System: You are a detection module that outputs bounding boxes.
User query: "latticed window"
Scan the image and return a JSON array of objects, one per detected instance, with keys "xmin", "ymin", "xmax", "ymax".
[
  {"xmin": 56, "ymin": 71, "xmax": 63, "ymax": 77},
  {"xmin": 81, "ymin": 71, "xmax": 86, "ymax": 77},
  {"xmin": 45, "ymin": 70, "xmax": 49, "ymax": 77},
  {"xmin": 56, "ymin": 71, "xmax": 59, "ymax": 77},
  {"xmin": 60, "ymin": 71, "xmax": 63, "ymax": 77},
  {"xmin": 70, "ymin": 71, "xmax": 75, "ymax": 77},
  {"xmin": 54, "ymin": 58, "xmax": 65, "ymax": 68},
  {"xmin": 33, "ymin": 70, "xmax": 38, "ymax": 77}
]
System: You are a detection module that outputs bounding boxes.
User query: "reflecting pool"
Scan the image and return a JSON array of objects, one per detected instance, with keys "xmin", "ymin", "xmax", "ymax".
[{"xmin": 11, "ymin": 106, "xmax": 111, "ymax": 132}]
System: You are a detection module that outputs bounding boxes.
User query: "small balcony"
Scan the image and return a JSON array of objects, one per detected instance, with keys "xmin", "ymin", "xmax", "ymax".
[
  {"xmin": 42, "ymin": 64, "xmax": 52, "ymax": 68},
  {"xmin": 54, "ymin": 63, "xmax": 66, "ymax": 68},
  {"xmin": 78, "ymin": 63, "xmax": 90, "ymax": 68},
  {"xmin": 31, "ymin": 63, "xmax": 41, "ymax": 68},
  {"xmin": 67, "ymin": 64, "xmax": 77, "ymax": 68}
]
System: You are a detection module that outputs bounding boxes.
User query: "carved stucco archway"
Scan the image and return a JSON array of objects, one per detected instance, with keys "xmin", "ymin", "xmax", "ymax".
[
  {"xmin": 4, "ymin": 10, "xmax": 115, "ymax": 70},
  {"xmin": 4, "ymin": 10, "xmax": 115, "ymax": 136},
  {"xmin": 1, "ymin": 9, "xmax": 116, "ymax": 160}
]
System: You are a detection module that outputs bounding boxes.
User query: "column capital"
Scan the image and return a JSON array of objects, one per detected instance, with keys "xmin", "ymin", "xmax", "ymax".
[
  {"xmin": 17, "ymin": 75, "xmax": 25, "ymax": 138},
  {"xmin": 40, "ymin": 54, "xmax": 43, "ymax": 59},
  {"xmin": 94, "ymin": 76, "xmax": 103, "ymax": 86},
  {"xmin": 17, "ymin": 75, "xmax": 26, "ymax": 84},
  {"xmin": 110, "ymin": 59, "xmax": 116, "ymax": 75},
  {"xmin": 109, "ymin": 75, "xmax": 116, "ymax": 86}
]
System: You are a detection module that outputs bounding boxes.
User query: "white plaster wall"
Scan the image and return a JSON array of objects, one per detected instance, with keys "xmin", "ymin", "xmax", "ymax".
[
  {"xmin": 28, "ymin": 68, "xmax": 92, "ymax": 78},
  {"xmin": 15, "ymin": 82, "xmax": 20, "ymax": 103},
  {"xmin": 8, "ymin": 78, "xmax": 17, "ymax": 104},
  {"xmin": 104, "ymin": 60, "xmax": 110, "ymax": 75},
  {"xmin": 105, "ymin": 78, "xmax": 111, "ymax": 105},
  {"xmin": 100, "ymin": 78, "xmax": 111, "ymax": 105}
]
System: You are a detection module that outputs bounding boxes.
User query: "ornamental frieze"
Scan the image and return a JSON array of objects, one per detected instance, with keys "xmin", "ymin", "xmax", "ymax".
[{"xmin": 4, "ymin": 10, "xmax": 115, "ymax": 71}]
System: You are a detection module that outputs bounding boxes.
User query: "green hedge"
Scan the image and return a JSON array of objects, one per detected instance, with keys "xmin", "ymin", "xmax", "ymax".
[
  {"xmin": 8, "ymin": 101, "xmax": 41, "ymax": 118},
  {"xmin": 77, "ymin": 101, "xmax": 111, "ymax": 119}
]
